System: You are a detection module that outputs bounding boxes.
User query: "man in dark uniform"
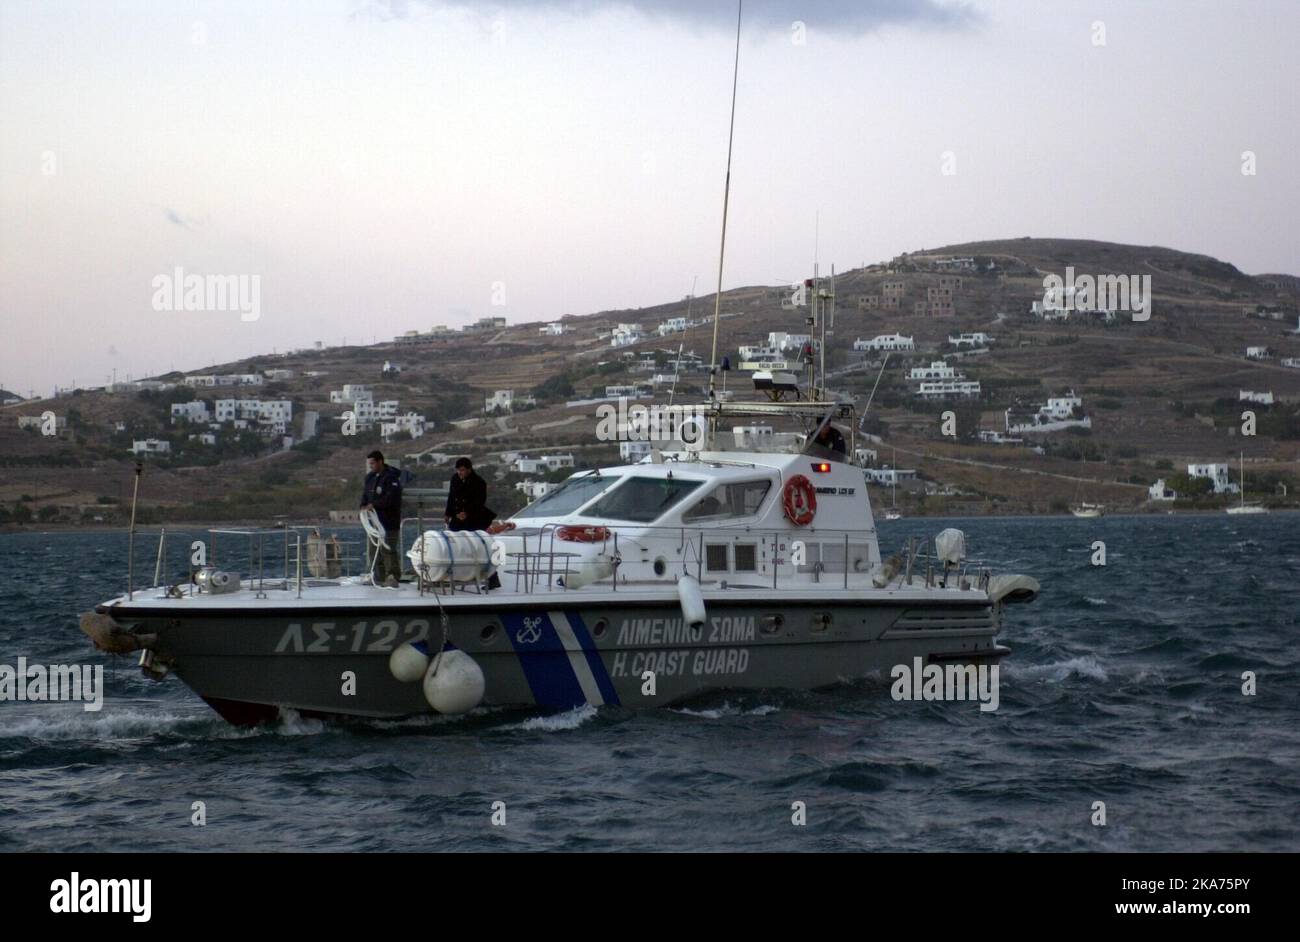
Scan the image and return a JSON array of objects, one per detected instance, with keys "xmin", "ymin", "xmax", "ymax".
[
  {"xmin": 445, "ymin": 457, "xmax": 495, "ymax": 531},
  {"xmin": 809, "ymin": 422, "xmax": 847, "ymax": 456},
  {"xmin": 446, "ymin": 457, "xmax": 499, "ymax": 589},
  {"xmin": 360, "ymin": 449, "xmax": 403, "ymax": 586}
]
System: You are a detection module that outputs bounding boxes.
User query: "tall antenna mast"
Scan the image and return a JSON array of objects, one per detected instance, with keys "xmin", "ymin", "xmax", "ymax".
[
  {"xmin": 668, "ymin": 275, "xmax": 697, "ymax": 408},
  {"xmin": 812, "ymin": 211, "xmax": 821, "ymax": 399},
  {"xmin": 819, "ymin": 264, "xmax": 835, "ymax": 400},
  {"xmin": 707, "ymin": 0, "xmax": 743, "ymax": 402},
  {"xmin": 814, "ymin": 210, "xmax": 820, "ymax": 280}
]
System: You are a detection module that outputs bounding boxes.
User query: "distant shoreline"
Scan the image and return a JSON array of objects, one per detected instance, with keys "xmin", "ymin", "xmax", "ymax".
[{"xmin": 2, "ymin": 507, "xmax": 1295, "ymax": 536}]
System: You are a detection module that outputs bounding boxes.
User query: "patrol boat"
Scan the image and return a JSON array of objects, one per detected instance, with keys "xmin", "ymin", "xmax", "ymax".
[
  {"xmin": 78, "ymin": 393, "xmax": 1040, "ymax": 725},
  {"xmin": 77, "ymin": 9, "xmax": 1039, "ymax": 725}
]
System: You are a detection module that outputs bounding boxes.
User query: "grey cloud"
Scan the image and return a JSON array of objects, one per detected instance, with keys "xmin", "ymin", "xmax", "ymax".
[
  {"xmin": 367, "ymin": 0, "xmax": 983, "ymax": 33},
  {"xmin": 164, "ymin": 208, "xmax": 194, "ymax": 231}
]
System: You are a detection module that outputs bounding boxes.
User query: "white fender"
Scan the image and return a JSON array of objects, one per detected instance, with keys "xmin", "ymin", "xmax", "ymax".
[
  {"xmin": 677, "ymin": 574, "xmax": 706, "ymax": 630},
  {"xmin": 423, "ymin": 650, "xmax": 485, "ymax": 714},
  {"xmin": 389, "ymin": 640, "xmax": 430, "ymax": 683}
]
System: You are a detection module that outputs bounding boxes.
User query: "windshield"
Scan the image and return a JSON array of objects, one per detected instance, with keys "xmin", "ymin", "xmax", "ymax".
[
  {"xmin": 514, "ymin": 474, "xmax": 621, "ymax": 518},
  {"xmin": 584, "ymin": 476, "xmax": 703, "ymax": 523}
]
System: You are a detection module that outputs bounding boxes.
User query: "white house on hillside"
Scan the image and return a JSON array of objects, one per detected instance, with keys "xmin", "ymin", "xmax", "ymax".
[
  {"xmin": 484, "ymin": 389, "xmax": 536, "ymax": 413},
  {"xmin": 516, "ymin": 480, "xmax": 558, "ymax": 500},
  {"xmin": 330, "ymin": 384, "xmax": 373, "ymax": 404},
  {"xmin": 132, "ymin": 439, "xmax": 171, "ymax": 455},
  {"xmin": 1005, "ymin": 392, "xmax": 1089, "ymax": 434},
  {"xmin": 514, "ymin": 454, "xmax": 575, "ymax": 474},
  {"xmin": 908, "ymin": 361, "xmax": 958, "ymax": 381},
  {"xmin": 381, "ymin": 412, "xmax": 427, "ymax": 441},
  {"xmin": 865, "ymin": 467, "xmax": 917, "ymax": 485},
  {"xmin": 619, "ymin": 441, "xmax": 653, "ymax": 462},
  {"xmin": 854, "ymin": 333, "xmax": 915, "ymax": 352},
  {"xmin": 916, "ymin": 379, "xmax": 981, "ymax": 400},
  {"xmin": 171, "ymin": 401, "xmax": 211, "ymax": 424},
  {"xmin": 611, "ymin": 323, "xmax": 644, "ymax": 347},
  {"xmin": 1149, "ymin": 479, "xmax": 1177, "ymax": 502},
  {"xmin": 1187, "ymin": 463, "xmax": 1238, "ymax": 494}
]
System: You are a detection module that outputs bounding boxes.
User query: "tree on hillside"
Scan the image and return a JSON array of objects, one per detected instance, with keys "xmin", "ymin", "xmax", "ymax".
[{"xmin": 532, "ymin": 372, "xmax": 575, "ymax": 402}]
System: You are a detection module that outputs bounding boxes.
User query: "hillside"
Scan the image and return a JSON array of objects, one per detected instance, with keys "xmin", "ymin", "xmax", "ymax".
[{"xmin": 3, "ymin": 238, "xmax": 1299, "ymax": 527}]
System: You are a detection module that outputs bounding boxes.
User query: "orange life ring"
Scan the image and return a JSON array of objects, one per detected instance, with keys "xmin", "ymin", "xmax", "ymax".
[
  {"xmin": 556, "ymin": 525, "xmax": 611, "ymax": 543},
  {"xmin": 782, "ymin": 474, "xmax": 817, "ymax": 526}
]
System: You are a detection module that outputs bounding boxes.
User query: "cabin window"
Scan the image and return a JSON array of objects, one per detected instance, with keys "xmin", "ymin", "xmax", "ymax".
[
  {"xmin": 705, "ymin": 543, "xmax": 730, "ymax": 572},
  {"xmin": 586, "ymin": 476, "xmax": 703, "ymax": 523},
  {"xmin": 796, "ymin": 541, "xmax": 872, "ymax": 574},
  {"xmin": 795, "ymin": 542, "xmax": 822, "ymax": 574},
  {"xmin": 734, "ymin": 543, "xmax": 757, "ymax": 572},
  {"xmin": 682, "ymin": 480, "xmax": 772, "ymax": 520},
  {"xmin": 515, "ymin": 474, "xmax": 622, "ymax": 518},
  {"xmin": 848, "ymin": 543, "xmax": 872, "ymax": 573}
]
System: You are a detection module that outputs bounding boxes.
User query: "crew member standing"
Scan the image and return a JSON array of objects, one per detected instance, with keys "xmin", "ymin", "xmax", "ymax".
[
  {"xmin": 446, "ymin": 457, "xmax": 499, "ymax": 589},
  {"xmin": 360, "ymin": 449, "xmax": 403, "ymax": 587},
  {"xmin": 445, "ymin": 457, "xmax": 495, "ymax": 531}
]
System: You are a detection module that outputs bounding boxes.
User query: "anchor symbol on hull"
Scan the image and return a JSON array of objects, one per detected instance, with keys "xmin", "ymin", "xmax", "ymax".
[{"xmin": 516, "ymin": 616, "xmax": 544, "ymax": 644}]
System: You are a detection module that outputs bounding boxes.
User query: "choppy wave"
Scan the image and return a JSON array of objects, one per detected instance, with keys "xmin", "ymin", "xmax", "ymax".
[
  {"xmin": 1010, "ymin": 656, "xmax": 1110, "ymax": 683},
  {"xmin": 2, "ymin": 516, "xmax": 1298, "ymax": 852},
  {"xmin": 670, "ymin": 702, "xmax": 780, "ymax": 719},
  {"xmin": 506, "ymin": 704, "xmax": 599, "ymax": 732}
]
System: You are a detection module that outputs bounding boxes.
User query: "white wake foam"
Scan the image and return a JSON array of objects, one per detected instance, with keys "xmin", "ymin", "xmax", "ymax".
[
  {"xmin": 508, "ymin": 704, "xmax": 598, "ymax": 732},
  {"xmin": 670, "ymin": 702, "xmax": 779, "ymax": 719},
  {"xmin": 1013, "ymin": 656, "xmax": 1109, "ymax": 683}
]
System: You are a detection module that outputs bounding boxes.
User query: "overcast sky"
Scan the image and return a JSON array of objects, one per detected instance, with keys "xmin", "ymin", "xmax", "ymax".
[{"xmin": 1, "ymin": 0, "xmax": 1297, "ymax": 397}]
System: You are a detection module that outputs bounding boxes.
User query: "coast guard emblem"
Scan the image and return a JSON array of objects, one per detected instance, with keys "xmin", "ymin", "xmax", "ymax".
[{"xmin": 516, "ymin": 616, "xmax": 544, "ymax": 644}]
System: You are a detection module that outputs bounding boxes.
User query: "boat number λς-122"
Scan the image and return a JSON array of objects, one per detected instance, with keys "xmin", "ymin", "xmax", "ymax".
[{"xmin": 274, "ymin": 620, "xmax": 430, "ymax": 654}]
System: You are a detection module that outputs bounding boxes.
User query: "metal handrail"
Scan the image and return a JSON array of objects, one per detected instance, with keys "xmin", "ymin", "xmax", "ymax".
[{"xmin": 131, "ymin": 520, "xmax": 989, "ymax": 599}]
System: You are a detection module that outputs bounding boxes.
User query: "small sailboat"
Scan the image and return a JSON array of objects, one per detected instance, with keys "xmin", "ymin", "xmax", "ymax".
[
  {"xmin": 1069, "ymin": 481, "xmax": 1104, "ymax": 517},
  {"xmin": 884, "ymin": 445, "xmax": 902, "ymax": 519},
  {"xmin": 1226, "ymin": 452, "xmax": 1268, "ymax": 514}
]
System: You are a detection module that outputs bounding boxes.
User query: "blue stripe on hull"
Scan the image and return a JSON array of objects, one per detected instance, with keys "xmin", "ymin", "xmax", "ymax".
[
  {"xmin": 568, "ymin": 612, "xmax": 620, "ymax": 706},
  {"xmin": 500, "ymin": 612, "xmax": 587, "ymax": 709},
  {"xmin": 499, "ymin": 611, "xmax": 620, "ymax": 709}
]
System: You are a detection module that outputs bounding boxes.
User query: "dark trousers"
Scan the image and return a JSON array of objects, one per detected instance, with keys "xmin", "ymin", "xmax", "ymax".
[{"xmin": 369, "ymin": 529, "xmax": 402, "ymax": 582}]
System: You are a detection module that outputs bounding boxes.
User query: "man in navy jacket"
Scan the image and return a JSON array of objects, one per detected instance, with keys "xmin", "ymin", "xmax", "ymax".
[{"xmin": 360, "ymin": 450, "xmax": 403, "ymax": 586}]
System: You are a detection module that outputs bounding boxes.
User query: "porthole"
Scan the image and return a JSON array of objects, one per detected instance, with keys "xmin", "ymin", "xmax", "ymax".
[
  {"xmin": 653, "ymin": 557, "xmax": 667, "ymax": 577},
  {"xmin": 480, "ymin": 623, "xmax": 498, "ymax": 643},
  {"xmin": 592, "ymin": 618, "xmax": 609, "ymax": 640}
]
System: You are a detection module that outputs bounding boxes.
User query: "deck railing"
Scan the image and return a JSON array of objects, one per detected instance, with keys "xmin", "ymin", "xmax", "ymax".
[{"xmin": 129, "ymin": 521, "xmax": 992, "ymax": 599}]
